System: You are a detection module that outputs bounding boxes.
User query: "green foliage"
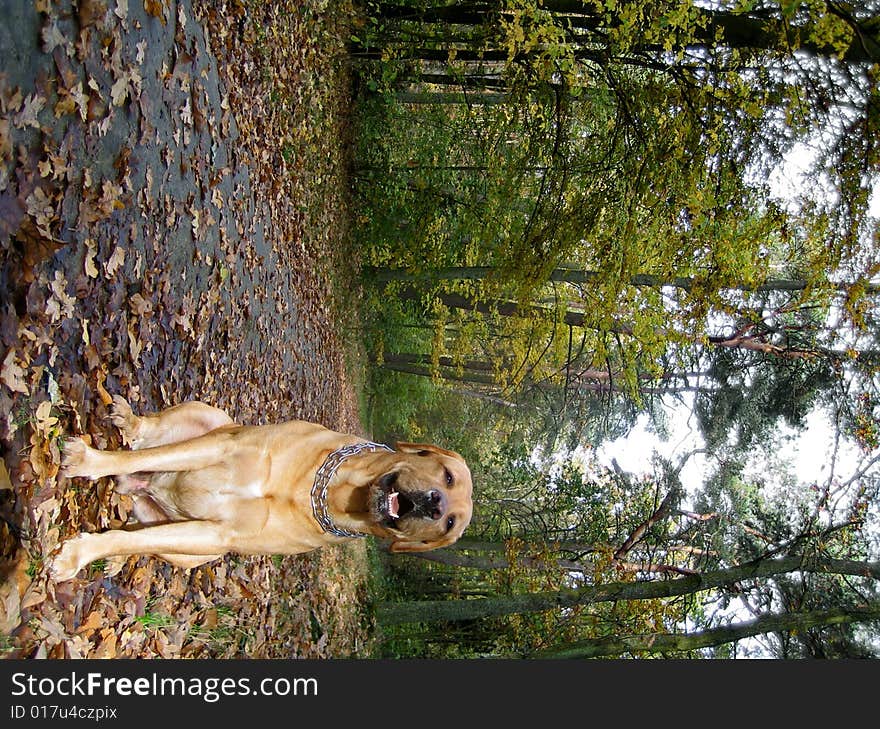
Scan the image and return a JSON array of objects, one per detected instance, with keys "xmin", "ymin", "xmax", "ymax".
[
  {"xmin": 853, "ymin": 393, "xmax": 880, "ymax": 452},
  {"xmin": 361, "ymin": 294, "xmax": 438, "ymax": 438},
  {"xmin": 351, "ymin": 0, "xmax": 880, "ymax": 657},
  {"xmin": 695, "ymin": 345, "xmax": 837, "ymax": 455}
]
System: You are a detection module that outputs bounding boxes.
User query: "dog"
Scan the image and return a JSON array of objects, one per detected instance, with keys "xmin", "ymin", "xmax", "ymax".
[{"xmin": 50, "ymin": 396, "xmax": 473, "ymax": 581}]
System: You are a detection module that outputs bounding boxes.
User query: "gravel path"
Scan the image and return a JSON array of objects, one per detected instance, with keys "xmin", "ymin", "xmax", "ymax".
[{"xmin": 0, "ymin": 0, "xmax": 370, "ymax": 658}]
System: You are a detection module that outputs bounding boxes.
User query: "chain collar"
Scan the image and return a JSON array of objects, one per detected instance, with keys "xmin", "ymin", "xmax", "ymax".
[{"xmin": 310, "ymin": 440, "xmax": 394, "ymax": 538}]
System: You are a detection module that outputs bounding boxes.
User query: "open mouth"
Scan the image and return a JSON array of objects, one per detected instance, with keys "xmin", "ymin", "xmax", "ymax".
[
  {"xmin": 387, "ymin": 490, "xmax": 399, "ymax": 518},
  {"xmin": 386, "ymin": 490, "xmax": 414, "ymax": 519},
  {"xmin": 377, "ymin": 473, "xmax": 414, "ymax": 524}
]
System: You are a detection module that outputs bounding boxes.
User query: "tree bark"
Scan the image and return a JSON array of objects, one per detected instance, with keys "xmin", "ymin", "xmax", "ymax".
[
  {"xmin": 367, "ymin": 264, "xmax": 880, "ymax": 295},
  {"xmin": 529, "ymin": 603, "xmax": 880, "ymax": 658},
  {"xmin": 367, "ymin": 2, "xmax": 880, "ymax": 65},
  {"xmin": 380, "ymin": 360, "xmax": 498, "ymax": 385},
  {"xmin": 375, "ymin": 555, "xmax": 880, "ymax": 625}
]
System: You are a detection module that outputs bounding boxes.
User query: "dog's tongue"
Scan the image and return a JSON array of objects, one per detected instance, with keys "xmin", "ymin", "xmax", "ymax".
[{"xmin": 388, "ymin": 492, "xmax": 400, "ymax": 518}]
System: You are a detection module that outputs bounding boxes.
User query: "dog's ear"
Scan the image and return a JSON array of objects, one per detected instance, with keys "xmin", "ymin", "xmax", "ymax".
[
  {"xmin": 389, "ymin": 535, "xmax": 457, "ymax": 553},
  {"xmin": 396, "ymin": 442, "xmax": 466, "ymax": 463}
]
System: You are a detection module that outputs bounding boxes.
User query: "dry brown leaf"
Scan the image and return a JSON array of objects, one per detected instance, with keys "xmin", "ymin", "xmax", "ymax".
[
  {"xmin": 34, "ymin": 401, "xmax": 59, "ymax": 436},
  {"xmin": 13, "ymin": 93, "xmax": 46, "ymax": 129},
  {"xmin": 53, "ymin": 93, "xmax": 77, "ymax": 118},
  {"xmin": 20, "ymin": 581, "xmax": 47, "ymax": 611},
  {"xmin": 129, "ymin": 292, "xmax": 152, "ymax": 316},
  {"xmin": 95, "ymin": 369, "xmax": 113, "ymax": 406},
  {"xmin": 39, "ymin": 614, "xmax": 68, "ymax": 642},
  {"xmin": 76, "ymin": 609, "xmax": 105, "ymax": 635},
  {"xmin": 94, "ymin": 627, "xmax": 118, "ymax": 658},
  {"xmin": 97, "ymin": 179, "xmax": 125, "ymax": 216},
  {"xmin": 47, "ymin": 270, "xmax": 76, "ymax": 322},
  {"xmin": 115, "ymin": 0, "xmax": 129, "ymax": 23},
  {"xmin": 41, "ymin": 17, "xmax": 67, "ymax": 54},
  {"xmin": 78, "ymin": 0, "xmax": 108, "ymax": 28},
  {"xmin": 127, "ymin": 323, "xmax": 143, "ymax": 364},
  {"xmin": 1, "ymin": 349, "xmax": 29, "ymax": 394},
  {"xmin": 104, "ymin": 245, "xmax": 126, "ymax": 276},
  {"xmin": 110, "ymin": 74, "xmax": 129, "ymax": 107},
  {"xmin": 143, "ymin": 0, "xmax": 167, "ymax": 25},
  {"xmin": 0, "ymin": 457, "xmax": 11, "ymax": 490},
  {"xmin": 84, "ymin": 239, "xmax": 99, "ymax": 277}
]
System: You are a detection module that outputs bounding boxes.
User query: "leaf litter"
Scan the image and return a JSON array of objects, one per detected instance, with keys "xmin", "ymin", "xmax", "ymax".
[{"xmin": 0, "ymin": 0, "xmax": 375, "ymax": 658}]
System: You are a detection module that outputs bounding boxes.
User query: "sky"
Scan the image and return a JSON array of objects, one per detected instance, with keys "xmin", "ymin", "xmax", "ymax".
[{"xmin": 595, "ymin": 395, "xmax": 853, "ymax": 501}]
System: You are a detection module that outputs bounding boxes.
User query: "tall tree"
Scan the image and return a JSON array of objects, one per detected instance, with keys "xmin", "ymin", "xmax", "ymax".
[
  {"xmin": 376, "ymin": 555, "xmax": 880, "ymax": 625},
  {"xmin": 530, "ymin": 602, "xmax": 880, "ymax": 658}
]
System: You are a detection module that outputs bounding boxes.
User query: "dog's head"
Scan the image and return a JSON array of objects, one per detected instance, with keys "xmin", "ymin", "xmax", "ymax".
[{"xmin": 369, "ymin": 442, "xmax": 473, "ymax": 553}]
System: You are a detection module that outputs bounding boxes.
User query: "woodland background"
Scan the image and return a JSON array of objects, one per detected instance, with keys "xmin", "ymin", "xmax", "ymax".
[{"xmin": 1, "ymin": 0, "xmax": 880, "ymax": 658}]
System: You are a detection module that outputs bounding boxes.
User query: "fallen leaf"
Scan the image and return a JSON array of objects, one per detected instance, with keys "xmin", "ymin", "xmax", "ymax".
[
  {"xmin": 104, "ymin": 245, "xmax": 126, "ymax": 276},
  {"xmin": 0, "ymin": 457, "xmax": 11, "ymax": 490},
  {"xmin": 95, "ymin": 369, "xmax": 113, "ymax": 406},
  {"xmin": 115, "ymin": 0, "xmax": 129, "ymax": 23},
  {"xmin": 110, "ymin": 74, "xmax": 129, "ymax": 107},
  {"xmin": 78, "ymin": 0, "xmax": 108, "ymax": 29},
  {"xmin": 127, "ymin": 323, "xmax": 143, "ymax": 364},
  {"xmin": 1, "ymin": 349, "xmax": 28, "ymax": 394},
  {"xmin": 76, "ymin": 610, "xmax": 105, "ymax": 635},
  {"xmin": 0, "ymin": 573, "xmax": 22, "ymax": 633},
  {"xmin": 20, "ymin": 581, "xmax": 47, "ymax": 611},
  {"xmin": 94, "ymin": 627, "xmax": 118, "ymax": 658},
  {"xmin": 47, "ymin": 270, "xmax": 76, "ymax": 322},
  {"xmin": 84, "ymin": 240, "xmax": 99, "ymax": 277},
  {"xmin": 143, "ymin": 0, "xmax": 167, "ymax": 25},
  {"xmin": 41, "ymin": 17, "xmax": 67, "ymax": 55},
  {"xmin": 34, "ymin": 401, "xmax": 59, "ymax": 436},
  {"xmin": 129, "ymin": 292, "xmax": 152, "ymax": 316},
  {"xmin": 13, "ymin": 93, "xmax": 46, "ymax": 129}
]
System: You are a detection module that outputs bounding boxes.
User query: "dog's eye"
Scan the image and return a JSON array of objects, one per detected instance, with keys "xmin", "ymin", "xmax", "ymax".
[
  {"xmin": 446, "ymin": 516, "xmax": 456, "ymax": 531},
  {"xmin": 444, "ymin": 468, "xmax": 454, "ymax": 486}
]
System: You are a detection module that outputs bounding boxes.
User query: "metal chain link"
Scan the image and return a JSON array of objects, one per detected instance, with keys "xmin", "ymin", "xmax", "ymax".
[{"xmin": 310, "ymin": 441, "xmax": 394, "ymax": 538}]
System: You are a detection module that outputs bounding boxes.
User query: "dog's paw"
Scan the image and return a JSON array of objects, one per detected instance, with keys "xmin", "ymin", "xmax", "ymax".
[
  {"xmin": 49, "ymin": 535, "xmax": 90, "ymax": 582},
  {"xmin": 109, "ymin": 395, "xmax": 140, "ymax": 445},
  {"xmin": 61, "ymin": 438, "xmax": 97, "ymax": 479},
  {"xmin": 101, "ymin": 555, "xmax": 127, "ymax": 578}
]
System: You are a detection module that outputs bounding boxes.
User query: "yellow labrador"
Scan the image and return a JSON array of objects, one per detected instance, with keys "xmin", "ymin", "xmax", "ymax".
[{"xmin": 51, "ymin": 396, "xmax": 473, "ymax": 581}]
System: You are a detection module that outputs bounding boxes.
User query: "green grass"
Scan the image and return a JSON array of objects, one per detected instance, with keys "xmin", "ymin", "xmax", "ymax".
[
  {"xmin": 135, "ymin": 612, "xmax": 176, "ymax": 629},
  {"xmin": 88, "ymin": 559, "xmax": 107, "ymax": 576},
  {"xmin": 26, "ymin": 555, "xmax": 43, "ymax": 579}
]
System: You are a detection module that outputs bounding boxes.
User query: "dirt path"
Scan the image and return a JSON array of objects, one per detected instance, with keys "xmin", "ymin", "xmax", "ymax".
[{"xmin": 0, "ymin": 0, "xmax": 373, "ymax": 657}]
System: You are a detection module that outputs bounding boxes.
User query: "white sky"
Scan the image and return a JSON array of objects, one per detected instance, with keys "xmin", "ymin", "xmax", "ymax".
[{"xmin": 595, "ymin": 395, "xmax": 849, "ymax": 500}]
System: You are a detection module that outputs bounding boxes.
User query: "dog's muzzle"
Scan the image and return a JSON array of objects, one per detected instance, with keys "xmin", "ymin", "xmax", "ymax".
[{"xmin": 376, "ymin": 472, "xmax": 446, "ymax": 525}]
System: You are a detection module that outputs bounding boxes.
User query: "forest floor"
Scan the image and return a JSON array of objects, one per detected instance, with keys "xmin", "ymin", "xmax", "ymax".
[{"xmin": 0, "ymin": 0, "xmax": 377, "ymax": 657}]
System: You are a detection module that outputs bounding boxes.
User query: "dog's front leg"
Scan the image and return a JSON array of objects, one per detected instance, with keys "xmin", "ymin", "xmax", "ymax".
[
  {"xmin": 61, "ymin": 428, "xmax": 239, "ymax": 479},
  {"xmin": 51, "ymin": 522, "xmax": 229, "ymax": 581}
]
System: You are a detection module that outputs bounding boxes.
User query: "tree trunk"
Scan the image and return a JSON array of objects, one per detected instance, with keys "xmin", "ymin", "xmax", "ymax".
[
  {"xmin": 380, "ymin": 360, "xmax": 497, "ymax": 385},
  {"xmin": 368, "ymin": 2, "xmax": 880, "ymax": 65},
  {"xmin": 380, "ymin": 353, "xmax": 496, "ymax": 372},
  {"xmin": 375, "ymin": 556, "xmax": 880, "ymax": 625},
  {"xmin": 367, "ymin": 264, "xmax": 880, "ymax": 295},
  {"xmin": 529, "ymin": 603, "xmax": 880, "ymax": 658},
  {"xmin": 397, "ymin": 91, "xmax": 508, "ymax": 106},
  {"xmin": 406, "ymin": 548, "xmax": 588, "ymax": 573},
  {"xmin": 392, "ymin": 286, "xmax": 864, "ymax": 363}
]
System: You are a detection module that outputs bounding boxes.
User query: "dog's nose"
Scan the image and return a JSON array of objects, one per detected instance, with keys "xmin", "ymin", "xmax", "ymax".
[{"xmin": 427, "ymin": 489, "xmax": 444, "ymax": 519}]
